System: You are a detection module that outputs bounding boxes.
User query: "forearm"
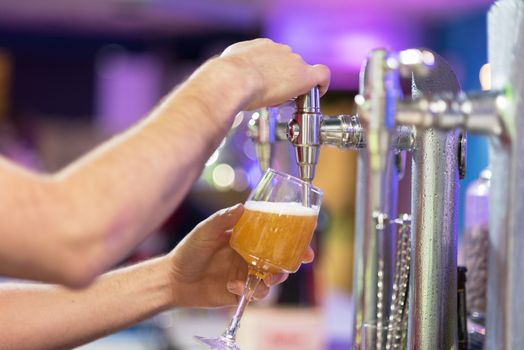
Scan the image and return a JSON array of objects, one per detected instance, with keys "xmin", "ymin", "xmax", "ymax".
[
  {"xmin": 55, "ymin": 59, "xmax": 251, "ymax": 277},
  {"xmin": 0, "ymin": 257, "xmax": 174, "ymax": 350},
  {"xmin": 0, "ymin": 58, "xmax": 251, "ymax": 286}
]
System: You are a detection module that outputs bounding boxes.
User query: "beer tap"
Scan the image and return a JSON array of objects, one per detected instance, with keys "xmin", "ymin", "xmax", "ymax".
[
  {"xmin": 243, "ymin": 3, "xmax": 524, "ymax": 347},
  {"xmin": 245, "ymin": 48, "xmax": 467, "ymax": 350},
  {"xmin": 248, "ymin": 88, "xmax": 367, "ymax": 178},
  {"xmin": 353, "ymin": 47, "xmax": 507, "ymax": 350},
  {"xmin": 347, "ymin": 48, "xmax": 465, "ymax": 350},
  {"xmin": 286, "ymin": 88, "xmax": 323, "ymax": 184}
]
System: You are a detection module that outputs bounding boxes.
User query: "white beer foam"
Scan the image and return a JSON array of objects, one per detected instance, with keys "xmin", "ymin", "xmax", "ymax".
[{"xmin": 244, "ymin": 200, "xmax": 319, "ymax": 216}]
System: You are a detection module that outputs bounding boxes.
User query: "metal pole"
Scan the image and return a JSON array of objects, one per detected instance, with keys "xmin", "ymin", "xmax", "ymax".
[
  {"xmin": 407, "ymin": 54, "xmax": 461, "ymax": 350},
  {"xmin": 408, "ymin": 127, "xmax": 459, "ymax": 349},
  {"xmin": 352, "ymin": 49, "xmax": 399, "ymax": 349}
]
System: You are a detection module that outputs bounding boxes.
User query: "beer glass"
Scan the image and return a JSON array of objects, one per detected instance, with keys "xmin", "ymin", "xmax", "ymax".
[{"xmin": 195, "ymin": 168, "xmax": 322, "ymax": 349}]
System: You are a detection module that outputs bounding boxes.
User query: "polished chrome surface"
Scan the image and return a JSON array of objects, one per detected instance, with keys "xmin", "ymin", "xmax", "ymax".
[
  {"xmin": 320, "ymin": 114, "xmax": 366, "ymax": 149},
  {"xmin": 288, "ymin": 87, "xmax": 323, "ymax": 183},
  {"xmin": 295, "ymin": 87, "xmax": 321, "ymax": 113},
  {"xmin": 247, "ymin": 107, "xmax": 278, "ymax": 172},
  {"xmin": 486, "ymin": 1, "xmax": 523, "ymax": 348},
  {"xmin": 320, "ymin": 115, "xmax": 414, "ymax": 151},
  {"xmin": 247, "ymin": 107, "xmax": 289, "ymax": 172},
  {"xmin": 395, "ymin": 91, "xmax": 506, "ymax": 137},
  {"xmin": 249, "ymin": 100, "xmax": 413, "ymax": 180},
  {"xmin": 352, "ymin": 49, "xmax": 400, "ymax": 349}
]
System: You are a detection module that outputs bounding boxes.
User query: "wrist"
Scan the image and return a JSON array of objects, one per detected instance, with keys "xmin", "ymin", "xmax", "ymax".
[
  {"xmin": 158, "ymin": 255, "xmax": 178, "ymax": 309},
  {"xmin": 200, "ymin": 56, "xmax": 260, "ymax": 111},
  {"xmin": 155, "ymin": 55, "xmax": 257, "ymax": 143}
]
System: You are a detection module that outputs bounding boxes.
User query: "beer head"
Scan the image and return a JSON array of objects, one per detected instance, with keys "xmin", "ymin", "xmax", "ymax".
[{"xmin": 243, "ymin": 200, "xmax": 319, "ymax": 216}]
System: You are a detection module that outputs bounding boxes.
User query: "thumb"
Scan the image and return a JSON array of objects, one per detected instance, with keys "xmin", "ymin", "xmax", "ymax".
[
  {"xmin": 311, "ymin": 64, "xmax": 331, "ymax": 96},
  {"xmin": 193, "ymin": 203, "xmax": 244, "ymax": 241}
]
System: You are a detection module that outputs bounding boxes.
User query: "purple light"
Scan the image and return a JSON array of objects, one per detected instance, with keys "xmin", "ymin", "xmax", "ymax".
[
  {"xmin": 243, "ymin": 139, "xmax": 257, "ymax": 161},
  {"xmin": 263, "ymin": 5, "xmax": 424, "ymax": 89},
  {"xmin": 96, "ymin": 49, "xmax": 162, "ymax": 134},
  {"xmin": 247, "ymin": 164, "xmax": 262, "ymax": 188},
  {"xmin": 332, "ymin": 33, "xmax": 387, "ymax": 68}
]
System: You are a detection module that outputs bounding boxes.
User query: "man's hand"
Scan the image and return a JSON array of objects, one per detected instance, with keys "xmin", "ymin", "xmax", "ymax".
[
  {"xmin": 166, "ymin": 204, "xmax": 315, "ymax": 308},
  {"xmin": 216, "ymin": 38, "xmax": 331, "ymax": 111}
]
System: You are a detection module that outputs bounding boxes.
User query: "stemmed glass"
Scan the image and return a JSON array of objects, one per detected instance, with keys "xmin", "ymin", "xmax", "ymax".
[{"xmin": 195, "ymin": 168, "xmax": 322, "ymax": 350}]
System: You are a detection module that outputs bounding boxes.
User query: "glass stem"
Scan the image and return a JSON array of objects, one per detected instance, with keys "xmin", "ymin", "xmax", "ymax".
[{"xmin": 222, "ymin": 268, "xmax": 263, "ymax": 341}]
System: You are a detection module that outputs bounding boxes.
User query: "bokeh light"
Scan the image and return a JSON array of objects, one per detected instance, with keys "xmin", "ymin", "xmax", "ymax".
[{"xmin": 212, "ymin": 163, "xmax": 235, "ymax": 190}]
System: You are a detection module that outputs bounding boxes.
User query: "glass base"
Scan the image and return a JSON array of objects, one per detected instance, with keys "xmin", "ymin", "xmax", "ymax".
[
  {"xmin": 232, "ymin": 247, "xmax": 295, "ymax": 275},
  {"xmin": 194, "ymin": 335, "xmax": 241, "ymax": 350}
]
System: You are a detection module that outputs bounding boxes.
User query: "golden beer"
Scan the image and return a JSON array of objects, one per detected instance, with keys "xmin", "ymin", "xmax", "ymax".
[{"xmin": 230, "ymin": 201, "xmax": 319, "ymax": 274}]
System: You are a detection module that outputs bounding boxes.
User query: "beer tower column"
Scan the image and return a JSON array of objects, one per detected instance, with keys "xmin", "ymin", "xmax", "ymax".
[{"xmin": 352, "ymin": 49, "xmax": 401, "ymax": 349}]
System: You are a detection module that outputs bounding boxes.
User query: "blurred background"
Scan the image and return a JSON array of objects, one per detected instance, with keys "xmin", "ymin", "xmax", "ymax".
[{"xmin": 0, "ymin": 0, "xmax": 492, "ymax": 349}]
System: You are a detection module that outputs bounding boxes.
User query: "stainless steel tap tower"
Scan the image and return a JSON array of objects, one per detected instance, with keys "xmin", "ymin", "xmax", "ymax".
[{"xmin": 246, "ymin": 0, "xmax": 522, "ymax": 348}]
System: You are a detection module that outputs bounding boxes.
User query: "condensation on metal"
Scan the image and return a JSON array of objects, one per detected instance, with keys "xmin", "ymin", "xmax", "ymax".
[
  {"xmin": 407, "ymin": 52, "xmax": 460, "ymax": 350},
  {"xmin": 486, "ymin": 1, "xmax": 524, "ymax": 348},
  {"xmin": 409, "ymin": 127, "xmax": 459, "ymax": 350}
]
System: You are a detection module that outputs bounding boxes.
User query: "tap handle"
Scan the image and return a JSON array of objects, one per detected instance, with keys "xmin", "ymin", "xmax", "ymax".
[
  {"xmin": 287, "ymin": 87, "xmax": 322, "ymax": 183},
  {"xmin": 295, "ymin": 86, "xmax": 320, "ymax": 113}
]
